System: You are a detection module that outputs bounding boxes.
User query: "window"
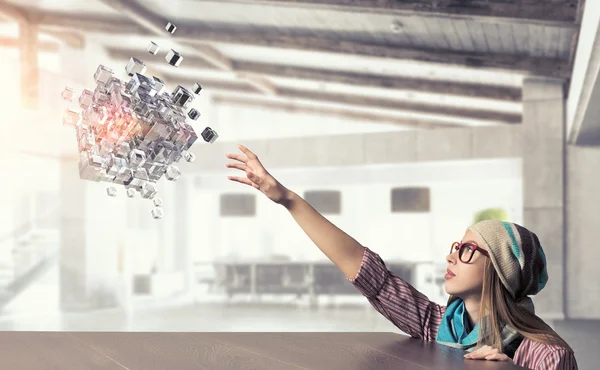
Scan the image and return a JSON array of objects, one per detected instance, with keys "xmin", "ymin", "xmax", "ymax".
[
  {"xmin": 390, "ymin": 187, "xmax": 430, "ymax": 213},
  {"xmin": 304, "ymin": 190, "xmax": 341, "ymax": 214},
  {"xmin": 220, "ymin": 193, "xmax": 256, "ymax": 216}
]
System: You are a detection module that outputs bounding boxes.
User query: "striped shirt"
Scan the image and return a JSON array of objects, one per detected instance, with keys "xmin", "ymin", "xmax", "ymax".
[{"xmin": 346, "ymin": 246, "xmax": 578, "ymax": 370}]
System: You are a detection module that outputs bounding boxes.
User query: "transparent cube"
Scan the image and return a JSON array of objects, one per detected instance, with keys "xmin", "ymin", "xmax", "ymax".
[
  {"xmin": 151, "ymin": 207, "xmax": 164, "ymax": 219},
  {"xmin": 187, "ymin": 108, "xmax": 200, "ymax": 121},
  {"xmin": 129, "ymin": 149, "xmax": 147, "ymax": 167},
  {"xmin": 153, "ymin": 197, "xmax": 163, "ymax": 207},
  {"xmin": 184, "ymin": 151, "xmax": 195, "ymax": 162},
  {"xmin": 127, "ymin": 188, "xmax": 136, "ymax": 198},
  {"xmin": 192, "ymin": 83, "xmax": 202, "ymax": 94},
  {"xmin": 165, "ymin": 49, "xmax": 183, "ymax": 67},
  {"xmin": 141, "ymin": 183, "xmax": 157, "ymax": 199},
  {"xmin": 147, "ymin": 41, "xmax": 159, "ymax": 55},
  {"xmin": 125, "ymin": 57, "xmax": 147, "ymax": 77},
  {"xmin": 165, "ymin": 165, "xmax": 180, "ymax": 181},
  {"xmin": 106, "ymin": 186, "xmax": 117, "ymax": 197},
  {"xmin": 62, "ymin": 108, "xmax": 80, "ymax": 127},
  {"xmin": 61, "ymin": 87, "xmax": 74, "ymax": 101},
  {"xmin": 78, "ymin": 89, "xmax": 94, "ymax": 109},
  {"xmin": 153, "ymin": 76, "xmax": 166, "ymax": 95},
  {"xmin": 171, "ymin": 85, "xmax": 194, "ymax": 109},
  {"xmin": 165, "ymin": 22, "xmax": 176, "ymax": 34},
  {"xmin": 94, "ymin": 65, "xmax": 114, "ymax": 85}
]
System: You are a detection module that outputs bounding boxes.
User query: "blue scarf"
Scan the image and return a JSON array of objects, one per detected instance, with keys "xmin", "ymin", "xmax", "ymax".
[
  {"xmin": 436, "ymin": 298, "xmax": 521, "ymax": 353},
  {"xmin": 436, "ymin": 298, "xmax": 479, "ymax": 348}
]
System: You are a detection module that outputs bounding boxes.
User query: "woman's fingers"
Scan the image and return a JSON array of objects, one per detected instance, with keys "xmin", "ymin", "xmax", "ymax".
[
  {"xmin": 227, "ymin": 175, "xmax": 259, "ymax": 189},
  {"xmin": 238, "ymin": 144, "xmax": 256, "ymax": 159},
  {"xmin": 225, "ymin": 153, "xmax": 247, "ymax": 164},
  {"xmin": 465, "ymin": 346, "xmax": 502, "ymax": 360},
  {"xmin": 484, "ymin": 353, "xmax": 510, "ymax": 361},
  {"xmin": 225, "ymin": 162, "xmax": 246, "ymax": 171}
]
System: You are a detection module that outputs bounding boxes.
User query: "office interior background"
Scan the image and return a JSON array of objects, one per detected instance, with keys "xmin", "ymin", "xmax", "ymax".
[{"xmin": 0, "ymin": 0, "xmax": 599, "ymax": 369}]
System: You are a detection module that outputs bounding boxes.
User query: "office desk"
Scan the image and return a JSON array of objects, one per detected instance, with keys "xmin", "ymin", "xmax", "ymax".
[{"xmin": 0, "ymin": 331, "xmax": 526, "ymax": 369}]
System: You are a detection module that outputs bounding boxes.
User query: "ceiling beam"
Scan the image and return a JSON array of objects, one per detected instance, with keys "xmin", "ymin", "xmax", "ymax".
[
  {"xmin": 212, "ymin": 94, "xmax": 466, "ymax": 130},
  {"xmin": 202, "ymin": 0, "xmax": 581, "ymax": 25},
  {"xmin": 0, "ymin": 2, "xmax": 28, "ymax": 23},
  {"xmin": 107, "ymin": 48, "xmax": 521, "ymax": 101},
  {"xmin": 157, "ymin": 73, "xmax": 521, "ymax": 124},
  {"xmin": 98, "ymin": 0, "xmax": 277, "ymax": 95},
  {"xmin": 36, "ymin": 12, "xmax": 571, "ymax": 79}
]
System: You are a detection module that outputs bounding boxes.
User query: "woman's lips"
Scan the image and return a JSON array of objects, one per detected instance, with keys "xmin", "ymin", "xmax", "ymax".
[{"xmin": 445, "ymin": 269, "xmax": 456, "ymax": 280}]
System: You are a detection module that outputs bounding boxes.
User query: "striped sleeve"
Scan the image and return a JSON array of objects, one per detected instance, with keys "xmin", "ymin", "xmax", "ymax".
[
  {"xmin": 513, "ymin": 339, "xmax": 578, "ymax": 370},
  {"xmin": 346, "ymin": 246, "xmax": 446, "ymax": 341}
]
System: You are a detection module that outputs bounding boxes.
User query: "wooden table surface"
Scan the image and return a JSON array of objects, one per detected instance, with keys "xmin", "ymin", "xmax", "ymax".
[{"xmin": 0, "ymin": 331, "xmax": 527, "ymax": 369}]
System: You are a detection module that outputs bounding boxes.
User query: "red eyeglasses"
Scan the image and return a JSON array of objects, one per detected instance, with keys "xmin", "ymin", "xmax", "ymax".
[{"xmin": 450, "ymin": 241, "xmax": 489, "ymax": 263}]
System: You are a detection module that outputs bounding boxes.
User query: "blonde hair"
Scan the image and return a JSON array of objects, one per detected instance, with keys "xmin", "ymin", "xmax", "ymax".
[{"xmin": 446, "ymin": 258, "xmax": 572, "ymax": 352}]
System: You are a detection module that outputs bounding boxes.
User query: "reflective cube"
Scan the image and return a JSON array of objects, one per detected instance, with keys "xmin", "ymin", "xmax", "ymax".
[
  {"xmin": 125, "ymin": 57, "xmax": 147, "ymax": 77},
  {"xmin": 201, "ymin": 126, "xmax": 218, "ymax": 143},
  {"xmin": 78, "ymin": 89, "xmax": 94, "ymax": 109},
  {"xmin": 62, "ymin": 87, "xmax": 74, "ymax": 101},
  {"xmin": 62, "ymin": 108, "xmax": 80, "ymax": 127},
  {"xmin": 165, "ymin": 22, "xmax": 176, "ymax": 34},
  {"xmin": 153, "ymin": 76, "xmax": 166, "ymax": 95},
  {"xmin": 192, "ymin": 83, "xmax": 202, "ymax": 94},
  {"xmin": 141, "ymin": 183, "xmax": 157, "ymax": 199},
  {"xmin": 151, "ymin": 207, "xmax": 164, "ymax": 219},
  {"xmin": 165, "ymin": 49, "xmax": 183, "ymax": 67},
  {"xmin": 165, "ymin": 165, "xmax": 180, "ymax": 181},
  {"xmin": 147, "ymin": 41, "xmax": 159, "ymax": 55},
  {"xmin": 94, "ymin": 65, "xmax": 114, "ymax": 85},
  {"xmin": 187, "ymin": 108, "xmax": 200, "ymax": 120},
  {"xmin": 171, "ymin": 85, "xmax": 194, "ymax": 109}
]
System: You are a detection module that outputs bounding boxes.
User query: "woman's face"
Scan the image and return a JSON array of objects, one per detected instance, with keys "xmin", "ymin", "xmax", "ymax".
[{"xmin": 444, "ymin": 230, "xmax": 486, "ymax": 298}]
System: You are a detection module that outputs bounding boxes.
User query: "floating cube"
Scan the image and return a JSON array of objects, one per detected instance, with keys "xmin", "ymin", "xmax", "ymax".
[
  {"xmin": 94, "ymin": 65, "xmax": 114, "ymax": 85},
  {"xmin": 201, "ymin": 127, "xmax": 218, "ymax": 143},
  {"xmin": 61, "ymin": 58, "xmax": 205, "ymax": 217},
  {"xmin": 151, "ymin": 207, "xmax": 164, "ymax": 219},
  {"xmin": 165, "ymin": 49, "xmax": 183, "ymax": 67},
  {"xmin": 106, "ymin": 186, "xmax": 117, "ymax": 197},
  {"xmin": 192, "ymin": 83, "xmax": 202, "ymax": 94},
  {"xmin": 165, "ymin": 22, "xmax": 176, "ymax": 34},
  {"xmin": 147, "ymin": 41, "xmax": 159, "ymax": 55},
  {"xmin": 184, "ymin": 151, "xmax": 195, "ymax": 162},
  {"xmin": 62, "ymin": 87, "xmax": 74, "ymax": 101},
  {"xmin": 62, "ymin": 108, "xmax": 80, "ymax": 127},
  {"xmin": 165, "ymin": 165, "xmax": 180, "ymax": 181},
  {"xmin": 187, "ymin": 108, "xmax": 200, "ymax": 120},
  {"xmin": 141, "ymin": 183, "xmax": 157, "ymax": 199},
  {"xmin": 153, "ymin": 76, "xmax": 166, "ymax": 95},
  {"xmin": 171, "ymin": 85, "xmax": 194, "ymax": 109},
  {"xmin": 78, "ymin": 89, "xmax": 94, "ymax": 109},
  {"xmin": 125, "ymin": 57, "xmax": 147, "ymax": 77}
]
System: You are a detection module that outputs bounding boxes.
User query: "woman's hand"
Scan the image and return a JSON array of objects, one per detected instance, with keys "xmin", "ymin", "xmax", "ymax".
[
  {"xmin": 464, "ymin": 345, "xmax": 513, "ymax": 362},
  {"xmin": 225, "ymin": 144, "xmax": 290, "ymax": 205}
]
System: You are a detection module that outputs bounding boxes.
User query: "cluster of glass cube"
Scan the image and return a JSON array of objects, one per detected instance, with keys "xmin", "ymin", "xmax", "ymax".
[{"xmin": 61, "ymin": 59, "xmax": 217, "ymax": 218}]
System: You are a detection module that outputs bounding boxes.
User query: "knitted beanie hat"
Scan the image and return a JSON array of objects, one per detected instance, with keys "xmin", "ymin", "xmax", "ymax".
[{"xmin": 467, "ymin": 220, "xmax": 549, "ymax": 301}]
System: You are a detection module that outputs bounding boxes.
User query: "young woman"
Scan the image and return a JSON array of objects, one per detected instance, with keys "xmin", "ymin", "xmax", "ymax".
[{"xmin": 225, "ymin": 144, "xmax": 578, "ymax": 370}]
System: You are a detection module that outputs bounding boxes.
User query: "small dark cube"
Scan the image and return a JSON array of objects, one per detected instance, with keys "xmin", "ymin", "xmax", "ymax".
[
  {"xmin": 165, "ymin": 49, "xmax": 183, "ymax": 67},
  {"xmin": 192, "ymin": 83, "xmax": 202, "ymax": 94},
  {"xmin": 165, "ymin": 22, "xmax": 176, "ymax": 34},
  {"xmin": 201, "ymin": 127, "xmax": 218, "ymax": 143},
  {"xmin": 188, "ymin": 108, "xmax": 200, "ymax": 120}
]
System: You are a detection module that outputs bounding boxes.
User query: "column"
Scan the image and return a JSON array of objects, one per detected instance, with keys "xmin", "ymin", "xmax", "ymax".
[
  {"xmin": 522, "ymin": 77, "xmax": 566, "ymax": 320},
  {"xmin": 19, "ymin": 21, "xmax": 38, "ymax": 109}
]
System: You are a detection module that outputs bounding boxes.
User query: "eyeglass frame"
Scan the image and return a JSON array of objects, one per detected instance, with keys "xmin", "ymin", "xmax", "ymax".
[{"xmin": 450, "ymin": 241, "xmax": 490, "ymax": 263}]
